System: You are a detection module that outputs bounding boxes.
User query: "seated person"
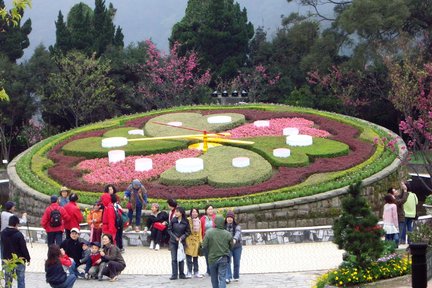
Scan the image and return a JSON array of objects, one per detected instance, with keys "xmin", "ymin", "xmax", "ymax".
[
  {"xmin": 77, "ymin": 241, "xmax": 91, "ymax": 276},
  {"xmin": 146, "ymin": 203, "xmax": 168, "ymax": 251}
]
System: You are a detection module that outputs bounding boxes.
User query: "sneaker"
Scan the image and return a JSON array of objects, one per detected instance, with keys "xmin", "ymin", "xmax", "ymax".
[
  {"xmin": 226, "ymin": 279, "xmax": 231, "ymax": 284},
  {"xmin": 185, "ymin": 272, "xmax": 192, "ymax": 279},
  {"xmin": 155, "ymin": 244, "xmax": 160, "ymax": 251},
  {"xmin": 169, "ymin": 275, "xmax": 178, "ymax": 280},
  {"xmin": 109, "ymin": 276, "xmax": 118, "ymax": 282},
  {"xmin": 194, "ymin": 272, "xmax": 203, "ymax": 278},
  {"xmin": 149, "ymin": 240, "xmax": 154, "ymax": 249},
  {"xmin": 179, "ymin": 274, "xmax": 186, "ymax": 279},
  {"xmin": 120, "ymin": 248, "xmax": 125, "ymax": 253},
  {"xmin": 135, "ymin": 226, "xmax": 141, "ymax": 232},
  {"xmin": 233, "ymin": 278, "xmax": 239, "ymax": 282},
  {"xmin": 84, "ymin": 273, "xmax": 90, "ymax": 280}
]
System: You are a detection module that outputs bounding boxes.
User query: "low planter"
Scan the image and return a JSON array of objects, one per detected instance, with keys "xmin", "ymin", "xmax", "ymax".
[{"xmin": 423, "ymin": 204, "xmax": 432, "ymax": 215}]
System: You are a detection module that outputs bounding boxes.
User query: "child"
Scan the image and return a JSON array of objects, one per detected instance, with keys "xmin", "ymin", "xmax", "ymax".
[
  {"xmin": 87, "ymin": 242, "xmax": 102, "ymax": 279},
  {"xmin": 59, "ymin": 248, "xmax": 75, "ymax": 275},
  {"xmin": 87, "ymin": 202, "xmax": 103, "ymax": 243},
  {"xmin": 77, "ymin": 241, "xmax": 91, "ymax": 277},
  {"xmin": 383, "ymin": 194, "xmax": 399, "ymax": 247}
]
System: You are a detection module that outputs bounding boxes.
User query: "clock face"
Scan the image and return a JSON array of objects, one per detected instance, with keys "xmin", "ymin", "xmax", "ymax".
[{"xmin": 51, "ymin": 108, "xmax": 376, "ymax": 200}]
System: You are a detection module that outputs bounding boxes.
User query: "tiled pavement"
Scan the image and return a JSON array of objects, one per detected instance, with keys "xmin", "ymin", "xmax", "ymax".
[{"xmin": 22, "ymin": 242, "xmax": 343, "ymax": 287}]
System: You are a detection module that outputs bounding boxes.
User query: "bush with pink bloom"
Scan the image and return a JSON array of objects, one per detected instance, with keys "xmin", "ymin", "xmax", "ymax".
[
  {"xmin": 226, "ymin": 117, "xmax": 330, "ymax": 138},
  {"xmin": 78, "ymin": 149, "xmax": 202, "ymax": 185}
]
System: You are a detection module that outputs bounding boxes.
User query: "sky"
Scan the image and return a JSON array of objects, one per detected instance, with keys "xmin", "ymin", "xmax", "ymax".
[{"xmin": 4, "ymin": 0, "xmax": 334, "ymax": 60}]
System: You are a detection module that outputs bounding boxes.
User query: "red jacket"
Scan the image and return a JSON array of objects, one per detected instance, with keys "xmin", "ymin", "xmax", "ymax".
[
  {"xmin": 90, "ymin": 252, "xmax": 102, "ymax": 266},
  {"xmin": 200, "ymin": 214, "xmax": 216, "ymax": 238},
  {"xmin": 101, "ymin": 194, "xmax": 117, "ymax": 243},
  {"xmin": 63, "ymin": 201, "xmax": 83, "ymax": 230},
  {"xmin": 41, "ymin": 203, "xmax": 70, "ymax": 233},
  {"xmin": 60, "ymin": 254, "xmax": 72, "ymax": 267}
]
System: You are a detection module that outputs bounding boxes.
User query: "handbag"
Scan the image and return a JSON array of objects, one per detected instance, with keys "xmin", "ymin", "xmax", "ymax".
[
  {"xmin": 177, "ymin": 242, "xmax": 186, "ymax": 262},
  {"xmin": 153, "ymin": 222, "xmax": 167, "ymax": 231}
]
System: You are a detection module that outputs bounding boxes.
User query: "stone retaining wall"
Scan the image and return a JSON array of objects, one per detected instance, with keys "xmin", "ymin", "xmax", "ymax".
[{"xmin": 7, "ymin": 125, "xmax": 407, "ymax": 229}]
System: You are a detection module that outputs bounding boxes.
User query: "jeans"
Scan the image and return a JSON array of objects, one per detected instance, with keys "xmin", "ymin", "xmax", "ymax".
[
  {"xmin": 226, "ymin": 246, "xmax": 242, "ymax": 280},
  {"xmin": 385, "ymin": 233, "xmax": 398, "ymax": 247},
  {"xmin": 47, "ymin": 231, "xmax": 63, "ymax": 246},
  {"xmin": 169, "ymin": 242, "xmax": 185, "ymax": 277},
  {"xmin": 186, "ymin": 255, "xmax": 199, "ymax": 274},
  {"xmin": 209, "ymin": 256, "xmax": 228, "ymax": 288},
  {"xmin": 51, "ymin": 274, "xmax": 76, "ymax": 288},
  {"xmin": 128, "ymin": 203, "xmax": 143, "ymax": 226},
  {"xmin": 400, "ymin": 218, "xmax": 414, "ymax": 244},
  {"xmin": 5, "ymin": 263, "xmax": 25, "ymax": 288}
]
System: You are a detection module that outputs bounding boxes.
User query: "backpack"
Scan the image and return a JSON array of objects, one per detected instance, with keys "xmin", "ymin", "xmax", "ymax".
[
  {"xmin": 114, "ymin": 207, "xmax": 123, "ymax": 230},
  {"xmin": 49, "ymin": 208, "xmax": 62, "ymax": 227}
]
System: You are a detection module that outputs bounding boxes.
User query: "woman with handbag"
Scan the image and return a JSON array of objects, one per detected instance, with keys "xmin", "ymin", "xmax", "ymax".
[
  {"xmin": 146, "ymin": 203, "xmax": 168, "ymax": 251},
  {"xmin": 124, "ymin": 179, "xmax": 148, "ymax": 232},
  {"xmin": 167, "ymin": 206, "xmax": 191, "ymax": 280},
  {"xmin": 185, "ymin": 207, "xmax": 203, "ymax": 278}
]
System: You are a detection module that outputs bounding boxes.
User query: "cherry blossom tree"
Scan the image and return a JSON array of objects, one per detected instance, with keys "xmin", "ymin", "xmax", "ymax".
[{"xmin": 137, "ymin": 40, "xmax": 211, "ymax": 110}]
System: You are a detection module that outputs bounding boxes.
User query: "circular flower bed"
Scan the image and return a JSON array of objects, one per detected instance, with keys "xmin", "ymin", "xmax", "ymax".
[{"xmin": 15, "ymin": 104, "xmax": 397, "ymax": 208}]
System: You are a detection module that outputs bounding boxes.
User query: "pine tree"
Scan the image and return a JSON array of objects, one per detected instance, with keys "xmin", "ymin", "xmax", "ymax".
[
  {"xmin": 0, "ymin": 0, "xmax": 32, "ymax": 62},
  {"xmin": 333, "ymin": 182, "xmax": 384, "ymax": 268},
  {"xmin": 53, "ymin": 11, "xmax": 71, "ymax": 53}
]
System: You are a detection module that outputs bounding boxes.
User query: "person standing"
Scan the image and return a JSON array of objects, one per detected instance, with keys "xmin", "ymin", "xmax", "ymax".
[
  {"xmin": 101, "ymin": 193, "xmax": 117, "ymax": 245},
  {"xmin": 124, "ymin": 179, "xmax": 147, "ymax": 232},
  {"xmin": 185, "ymin": 208, "xmax": 203, "ymax": 278},
  {"xmin": 224, "ymin": 211, "xmax": 242, "ymax": 284},
  {"xmin": 382, "ymin": 194, "xmax": 399, "ymax": 247},
  {"xmin": 167, "ymin": 206, "xmax": 190, "ymax": 280},
  {"xmin": 87, "ymin": 202, "xmax": 103, "ymax": 243},
  {"xmin": 1, "ymin": 201, "xmax": 27, "ymax": 257},
  {"xmin": 58, "ymin": 187, "xmax": 71, "ymax": 207},
  {"xmin": 1, "ymin": 201, "xmax": 27, "ymax": 232},
  {"xmin": 63, "ymin": 193, "xmax": 83, "ymax": 240},
  {"xmin": 200, "ymin": 204, "xmax": 216, "ymax": 275},
  {"xmin": 402, "ymin": 182, "xmax": 418, "ymax": 244},
  {"xmin": 167, "ymin": 199, "xmax": 177, "ymax": 223},
  {"xmin": 1, "ymin": 215, "xmax": 31, "ymax": 288},
  {"xmin": 387, "ymin": 182, "xmax": 408, "ymax": 244},
  {"xmin": 202, "ymin": 215, "xmax": 232, "ymax": 288},
  {"xmin": 41, "ymin": 195, "xmax": 70, "ymax": 246}
]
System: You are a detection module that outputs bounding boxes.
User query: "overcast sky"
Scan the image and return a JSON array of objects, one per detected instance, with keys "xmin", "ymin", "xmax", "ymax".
[{"xmin": 4, "ymin": 0, "xmax": 333, "ymax": 60}]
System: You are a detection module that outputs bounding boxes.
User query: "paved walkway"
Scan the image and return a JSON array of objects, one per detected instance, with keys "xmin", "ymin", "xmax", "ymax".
[{"xmin": 22, "ymin": 242, "xmax": 343, "ymax": 287}]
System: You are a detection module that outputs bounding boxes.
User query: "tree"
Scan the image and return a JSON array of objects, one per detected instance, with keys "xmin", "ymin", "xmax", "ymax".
[
  {"xmin": 333, "ymin": 182, "xmax": 384, "ymax": 268},
  {"xmin": 0, "ymin": 0, "xmax": 32, "ymax": 62},
  {"xmin": 0, "ymin": 55, "xmax": 35, "ymax": 162},
  {"xmin": 137, "ymin": 40, "xmax": 211, "ymax": 110},
  {"xmin": 170, "ymin": 0, "xmax": 254, "ymax": 82},
  {"xmin": 52, "ymin": 0, "xmax": 124, "ymax": 56},
  {"xmin": 0, "ymin": 0, "xmax": 31, "ymax": 26},
  {"xmin": 45, "ymin": 51, "xmax": 115, "ymax": 128}
]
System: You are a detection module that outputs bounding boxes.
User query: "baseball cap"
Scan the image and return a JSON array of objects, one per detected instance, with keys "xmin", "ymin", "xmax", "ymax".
[
  {"xmin": 50, "ymin": 195, "xmax": 58, "ymax": 203},
  {"xmin": 70, "ymin": 227, "xmax": 80, "ymax": 234}
]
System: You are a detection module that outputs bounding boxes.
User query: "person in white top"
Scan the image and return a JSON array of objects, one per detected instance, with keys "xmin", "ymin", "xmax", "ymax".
[{"xmin": 1, "ymin": 201, "xmax": 27, "ymax": 232}]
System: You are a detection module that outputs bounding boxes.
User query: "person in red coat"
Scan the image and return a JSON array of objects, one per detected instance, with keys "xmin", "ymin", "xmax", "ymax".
[
  {"xmin": 64, "ymin": 193, "xmax": 84, "ymax": 239},
  {"xmin": 101, "ymin": 193, "xmax": 117, "ymax": 244},
  {"xmin": 41, "ymin": 194, "xmax": 71, "ymax": 246}
]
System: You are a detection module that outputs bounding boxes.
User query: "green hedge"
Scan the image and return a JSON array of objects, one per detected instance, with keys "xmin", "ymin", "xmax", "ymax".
[{"xmin": 14, "ymin": 104, "xmax": 398, "ymax": 209}]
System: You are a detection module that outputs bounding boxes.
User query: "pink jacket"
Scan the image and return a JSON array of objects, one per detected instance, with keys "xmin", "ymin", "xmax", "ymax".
[{"xmin": 383, "ymin": 203, "xmax": 398, "ymax": 228}]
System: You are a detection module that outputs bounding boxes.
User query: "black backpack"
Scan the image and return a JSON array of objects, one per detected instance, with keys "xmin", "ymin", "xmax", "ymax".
[{"xmin": 49, "ymin": 208, "xmax": 62, "ymax": 227}]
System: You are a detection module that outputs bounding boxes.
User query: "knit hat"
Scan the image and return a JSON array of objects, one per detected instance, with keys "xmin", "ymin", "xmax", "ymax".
[
  {"xmin": 4, "ymin": 201, "xmax": 15, "ymax": 211},
  {"xmin": 50, "ymin": 195, "xmax": 58, "ymax": 203},
  {"xmin": 226, "ymin": 211, "xmax": 235, "ymax": 219}
]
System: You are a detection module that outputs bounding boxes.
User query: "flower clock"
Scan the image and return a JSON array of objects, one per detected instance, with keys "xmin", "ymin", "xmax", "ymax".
[{"xmin": 18, "ymin": 105, "xmax": 396, "ymax": 208}]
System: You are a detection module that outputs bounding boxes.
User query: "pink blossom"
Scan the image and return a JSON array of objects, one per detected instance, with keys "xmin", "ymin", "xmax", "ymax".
[
  {"xmin": 78, "ymin": 149, "xmax": 202, "ymax": 185},
  {"xmin": 226, "ymin": 118, "xmax": 330, "ymax": 138}
]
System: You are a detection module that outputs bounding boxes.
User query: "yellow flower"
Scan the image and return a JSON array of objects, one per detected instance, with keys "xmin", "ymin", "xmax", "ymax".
[{"xmin": 339, "ymin": 281, "xmax": 343, "ymax": 285}]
